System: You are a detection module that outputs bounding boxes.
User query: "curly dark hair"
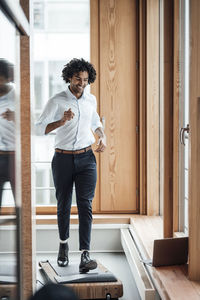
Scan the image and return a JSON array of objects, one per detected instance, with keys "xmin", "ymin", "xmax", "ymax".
[{"xmin": 62, "ymin": 58, "xmax": 96, "ymax": 84}]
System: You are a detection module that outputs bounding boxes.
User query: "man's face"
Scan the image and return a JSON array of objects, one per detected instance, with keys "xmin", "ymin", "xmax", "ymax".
[{"xmin": 69, "ymin": 71, "xmax": 89, "ymax": 95}]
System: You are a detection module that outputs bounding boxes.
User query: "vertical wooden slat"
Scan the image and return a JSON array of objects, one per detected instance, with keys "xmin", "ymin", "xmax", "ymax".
[
  {"xmin": 163, "ymin": 0, "xmax": 174, "ymax": 238},
  {"xmin": 90, "ymin": 0, "xmax": 100, "ymax": 212},
  {"xmin": 146, "ymin": 0, "xmax": 159, "ymax": 215},
  {"xmin": 188, "ymin": 0, "xmax": 200, "ymax": 281},
  {"xmin": 20, "ymin": 1, "xmax": 35, "ymax": 298},
  {"xmin": 100, "ymin": 0, "xmax": 138, "ymax": 212},
  {"xmin": 173, "ymin": 0, "xmax": 180, "ymax": 233},
  {"xmin": 139, "ymin": 0, "xmax": 147, "ymax": 215}
]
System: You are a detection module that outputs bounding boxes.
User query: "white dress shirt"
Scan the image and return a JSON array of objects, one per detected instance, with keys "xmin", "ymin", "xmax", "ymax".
[
  {"xmin": 0, "ymin": 88, "xmax": 15, "ymax": 151},
  {"xmin": 36, "ymin": 87, "xmax": 102, "ymax": 150}
]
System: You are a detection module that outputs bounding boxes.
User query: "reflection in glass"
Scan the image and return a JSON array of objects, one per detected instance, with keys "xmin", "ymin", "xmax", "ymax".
[
  {"xmin": 0, "ymin": 59, "xmax": 15, "ymax": 210},
  {"xmin": 0, "ymin": 6, "xmax": 19, "ymax": 299}
]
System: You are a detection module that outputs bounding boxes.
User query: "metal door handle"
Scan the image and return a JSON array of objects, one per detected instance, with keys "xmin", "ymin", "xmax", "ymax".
[{"xmin": 180, "ymin": 124, "xmax": 189, "ymax": 146}]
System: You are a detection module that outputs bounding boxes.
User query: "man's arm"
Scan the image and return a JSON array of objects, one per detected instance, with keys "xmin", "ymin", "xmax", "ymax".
[
  {"xmin": 45, "ymin": 120, "xmax": 63, "ymax": 134},
  {"xmin": 45, "ymin": 108, "xmax": 74, "ymax": 134},
  {"xmin": 94, "ymin": 127, "xmax": 106, "ymax": 152}
]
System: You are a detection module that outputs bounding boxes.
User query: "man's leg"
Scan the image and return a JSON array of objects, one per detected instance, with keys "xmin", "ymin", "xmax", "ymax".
[
  {"xmin": 0, "ymin": 154, "xmax": 9, "ymax": 210},
  {"xmin": 0, "ymin": 180, "xmax": 5, "ymax": 210},
  {"xmin": 74, "ymin": 150, "xmax": 97, "ymax": 272},
  {"xmin": 9, "ymin": 153, "xmax": 16, "ymax": 202},
  {"xmin": 52, "ymin": 152, "xmax": 74, "ymax": 266},
  {"xmin": 74, "ymin": 151, "xmax": 97, "ymax": 250}
]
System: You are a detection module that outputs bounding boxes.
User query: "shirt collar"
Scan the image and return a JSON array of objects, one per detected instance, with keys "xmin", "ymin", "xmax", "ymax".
[{"xmin": 66, "ymin": 85, "xmax": 86, "ymax": 100}]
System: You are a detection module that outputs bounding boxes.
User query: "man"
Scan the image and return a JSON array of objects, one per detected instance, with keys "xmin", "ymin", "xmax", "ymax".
[
  {"xmin": 0, "ymin": 59, "xmax": 15, "ymax": 211},
  {"xmin": 36, "ymin": 58, "xmax": 106, "ymax": 273}
]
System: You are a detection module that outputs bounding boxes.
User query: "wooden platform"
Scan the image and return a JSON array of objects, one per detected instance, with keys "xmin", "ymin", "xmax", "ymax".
[
  {"xmin": 131, "ymin": 216, "xmax": 200, "ymax": 300},
  {"xmin": 39, "ymin": 260, "xmax": 123, "ymax": 300}
]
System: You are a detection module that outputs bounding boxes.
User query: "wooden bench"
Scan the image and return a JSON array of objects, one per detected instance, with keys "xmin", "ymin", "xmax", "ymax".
[{"xmin": 131, "ymin": 216, "xmax": 200, "ymax": 300}]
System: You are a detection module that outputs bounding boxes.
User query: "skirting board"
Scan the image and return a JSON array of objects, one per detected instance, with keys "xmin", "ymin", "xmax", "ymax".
[{"xmin": 121, "ymin": 228, "xmax": 155, "ymax": 300}]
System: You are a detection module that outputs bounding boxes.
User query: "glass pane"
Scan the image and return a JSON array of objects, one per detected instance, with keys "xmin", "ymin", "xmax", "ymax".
[
  {"xmin": 36, "ymin": 187, "xmax": 76, "ymax": 206},
  {"xmin": 47, "ymin": 2, "xmax": 89, "ymax": 32},
  {"xmin": 1, "ymin": 188, "xmax": 15, "ymax": 207},
  {"xmin": 179, "ymin": 0, "xmax": 190, "ymax": 234},
  {"xmin": 33, "ymin": 2, "xmax": 44, "ymax": 29},
  {"xmin": 36, "ymin": 189, "xmax": 55, "ymax": 205},
  {"xmin": 184, "ymin": 137, "xmax": 189, "ymax": 169},
  {"xmin": 49, "ymin": 61, "xmax": 67, "ymax": 96},
  {"xmin": 184, "ymin": 170, "xmax": 188, "ymax": 200},
  {"xmin": 0, "ymin": 6, "xmax": 20, "ymax": 298},
  {"xmin": 32, "ymin": 0, "xmax": 90, "ymax": 208},
  {"xmin": 184, "ymin": 198, "xmax": 188, "ymax": 230},
  {"xmin": 0, "ymin": 14, "xmax": 17, "ymax": 209},
  {"xmin": 33, "ymin": 135, "xmax": 54, "ymax": 162},
  {"xmin": 34, "ymin": 62, "xmax": 44, "ymax": 110}
]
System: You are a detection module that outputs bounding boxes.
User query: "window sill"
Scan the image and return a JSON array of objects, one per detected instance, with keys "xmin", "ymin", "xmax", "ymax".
[{"xmin": 35, "ymin": 214, "xmax": 134, "ymax": 225}]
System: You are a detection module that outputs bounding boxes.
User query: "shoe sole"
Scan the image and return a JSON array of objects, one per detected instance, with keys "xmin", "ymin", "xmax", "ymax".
[
  {"xmin": 79, "ymin": 261, "xmax": 97, "ymax": 273},
  {"xmin": 57, "ymin": 260, "xmax": 69, "ymax": 267}
]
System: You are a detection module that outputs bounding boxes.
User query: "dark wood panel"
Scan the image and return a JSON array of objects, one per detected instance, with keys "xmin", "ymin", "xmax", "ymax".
[
  {"xmin": 189, "ymin": 0, "xmax": 200, "ymax": 280},
  {"xmin": 163, "ymin": 0, "xmax": 174, "ymax": 237}
]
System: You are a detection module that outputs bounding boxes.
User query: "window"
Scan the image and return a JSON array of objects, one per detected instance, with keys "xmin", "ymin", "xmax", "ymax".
[
  {"xmin": 179, "ymin": 0, "xmax": 190, "ymax": 234},
  {"xmin": 32, "ymin": 0, "xmax": 90, "ymax": 209}
]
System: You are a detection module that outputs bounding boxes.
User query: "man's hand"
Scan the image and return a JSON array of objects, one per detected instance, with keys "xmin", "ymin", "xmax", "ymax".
[
  {"xmin": 45, "ymin": 108, "xmax": 75, "ymax": 134},
  {"xmin": 1, "ymin": 109, "xmax": 15, "ymax": 121},
  {"xmin": 95, "ymin": 136, "xmax": 106, "ymax": 152},
  {"xmin": 94, "ymin": 127, "xmax": 106, "ymax": 152},
  {"xmin": 60, "ymin": 108, "xmax": 75, "ymax": 125}
]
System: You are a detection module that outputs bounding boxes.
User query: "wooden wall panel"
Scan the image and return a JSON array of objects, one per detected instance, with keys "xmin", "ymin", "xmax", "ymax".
[
  {"xmin": 146, "ymin": 0, "xmax": 159, "ymax": 215},
  {"xmin": 188, "ymin": 0, "xmax": 200, "ymax": 281},
  {"xmin": 20, "ymin": 1, "xmax": 36, "ymax": 298},
  {"xmin": 90, "ymin": 0, "xmax": 100, "ymax": 212},
  {"xmin": 139, "ymin": 0, "xmax": 147, "ymax": 214},
  {"xmin": 99, "ymin": 0, "xmax": 138, "ymax": 212},
  {"xmin": 20, "ymin": 37, "xmax": 35, "ymax": 299},
  {"xmin": 173, "ymin": 0, "xmax": 180, "ymax": 233}
]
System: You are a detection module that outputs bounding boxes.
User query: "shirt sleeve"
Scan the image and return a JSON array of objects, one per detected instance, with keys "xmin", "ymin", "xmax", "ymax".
[
  {"xmin": 35, "ymin": 98, "xmax": 58, "ymax": 135},
  {"xmin": 91, "ymin": 96, "xmax": 103, "ymax": 132}
]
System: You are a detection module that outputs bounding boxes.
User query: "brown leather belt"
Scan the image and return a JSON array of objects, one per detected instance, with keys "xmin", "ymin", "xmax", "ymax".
[
  {"xmin": 55, "ymin": 146, "xmax": 92, "ymax": 155},
  {"xmin": 0, "ymin": 151, "xmax": 15, "ymax": 155}
]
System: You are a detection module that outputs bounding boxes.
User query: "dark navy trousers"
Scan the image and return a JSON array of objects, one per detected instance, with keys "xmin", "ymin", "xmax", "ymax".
[
  {"xmin": 0, "ymin": 153, "xmax": 15, "ymax": 209},
  {"xmin": 51, "ymin": 149, "xmax": 97, "ymax": 250}
]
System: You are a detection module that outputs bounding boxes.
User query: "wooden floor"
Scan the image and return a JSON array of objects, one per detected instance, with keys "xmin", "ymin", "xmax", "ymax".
[
  {"xmin": 131, "ymin": 215, "xmax": 200, "ymax": 300},
  {"xmin": 37, "ymin": 252, "xmax": 141, "ymax": 300}
]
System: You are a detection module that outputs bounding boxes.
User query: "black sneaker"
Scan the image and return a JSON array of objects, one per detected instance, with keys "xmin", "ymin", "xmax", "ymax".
[
  {"xmin": 79, "ymin": 250, "xmax": 97, "ymax": 273},
  {"xmin": 57, "ymin": 242, "xmax": 69, "ymax": 267}
]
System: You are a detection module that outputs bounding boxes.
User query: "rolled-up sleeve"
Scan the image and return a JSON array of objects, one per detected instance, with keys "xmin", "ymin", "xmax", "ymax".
[{"xmin": 35, "ymin": 99, "xmax": 57, "ymax": 135}]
